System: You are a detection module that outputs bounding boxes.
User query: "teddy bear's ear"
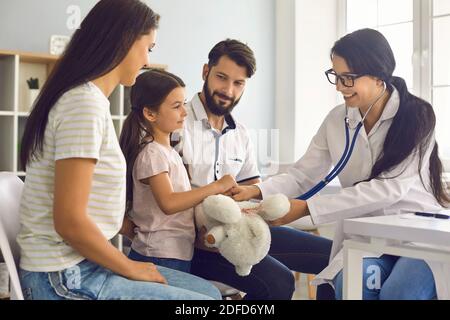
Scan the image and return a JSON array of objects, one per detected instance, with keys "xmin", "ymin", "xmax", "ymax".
[{"xmin": 202, "ymin": 195, "xmax": 241, "ymax": 224}]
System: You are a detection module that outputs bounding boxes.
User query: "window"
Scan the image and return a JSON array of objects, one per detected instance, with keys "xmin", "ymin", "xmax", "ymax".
[
  {"xmin": 432, "ymin": 0, "xmax": 450, "ymax": 165},
  {"xmin": 344, "ymin": 0, "xmax": 450, "ymax": 169},
  {"xmin": 346, "ymin": 0, "xmax": 414, "ymax": 88}
]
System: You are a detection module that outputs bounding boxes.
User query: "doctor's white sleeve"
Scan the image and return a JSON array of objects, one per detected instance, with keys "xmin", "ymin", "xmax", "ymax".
[
  {"xmin": 307, "ymin": 134, "xmax": 438, "ymax": 225},
  {"xmin": 258, "ymin": 116, "xmax": 333, "ymax": 199}
]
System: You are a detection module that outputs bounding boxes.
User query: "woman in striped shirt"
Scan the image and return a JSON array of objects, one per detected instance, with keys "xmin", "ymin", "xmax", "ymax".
[{"xmin": 17, "ymin": 0, "xmax": 220, "ymax": 300}]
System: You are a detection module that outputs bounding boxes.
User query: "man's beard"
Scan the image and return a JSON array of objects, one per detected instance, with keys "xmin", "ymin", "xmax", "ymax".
[{"xmin": 202, "ymin": 76, "xmax": 242, "ymax": 116}]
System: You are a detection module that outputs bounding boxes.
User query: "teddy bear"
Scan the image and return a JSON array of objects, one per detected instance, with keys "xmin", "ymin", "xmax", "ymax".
[{"xmin": 194, "ymin": 194, "xmax": 290, "ymax": 276}]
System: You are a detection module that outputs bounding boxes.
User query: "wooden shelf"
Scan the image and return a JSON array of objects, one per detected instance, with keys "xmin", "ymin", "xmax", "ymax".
[
  {"xmin": 0, "ymin": 49, "xmax": 166, "ymax": 176},
  {"xmin": 0, "ymin": 49, "xmax": 59, "ymax": 61}
]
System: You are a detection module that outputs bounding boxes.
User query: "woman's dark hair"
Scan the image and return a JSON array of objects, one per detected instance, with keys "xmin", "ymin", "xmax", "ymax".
[
  {"xmin": 208, "ymin": 39, "xmax": 257, "ymax": 78},
  {"xmin": 119, "ymin": 69, "xmax": 185, "ymax": 213},
  {"xmin": 331, "ymin": 28, "xmax": 449, "ymax": 206},
  {"xmin": 20, "ymin": 0, "xmax": 160, "ymax": 169}
]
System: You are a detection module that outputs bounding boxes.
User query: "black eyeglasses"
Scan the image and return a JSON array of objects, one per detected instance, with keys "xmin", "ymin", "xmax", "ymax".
[{"xmin": 325, "ymin": 68, "xmax": 366, "ymax": 88}]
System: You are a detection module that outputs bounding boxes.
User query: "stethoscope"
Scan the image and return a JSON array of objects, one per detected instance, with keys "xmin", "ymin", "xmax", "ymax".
[{"xmin": 296, "ymin": 82, "xmax": 387, "ymax": 200}]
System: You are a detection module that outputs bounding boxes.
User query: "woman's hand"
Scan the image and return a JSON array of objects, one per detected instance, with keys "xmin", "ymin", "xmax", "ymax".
[
  {"xmin": 125, "ymin": 260, "xmax": 167, "ymax": 284},
  {"xmin": 230, "ymin": 185, "xmax": 262, "ymax": 201},
  {"xmin": 215, "ymin": 174, "xmax": 237, "ymax": 194},
  {"xmin": 268, "ymin": 199, "xmax": 309, "ymax": 226}
]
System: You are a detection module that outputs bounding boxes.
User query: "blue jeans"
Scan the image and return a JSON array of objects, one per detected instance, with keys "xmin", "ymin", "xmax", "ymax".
[
  {"xmin": 333, "ymin": 255, "xmax": 437, "ymax": 300},
  {"xmin": 19, "ymin": 259, "xmax": 221, "ymax": 300},
  {"xmin": 191, "ymin": 226, "xmax": 333, "ymax": 300},
  {"xmin": 128, "ymin": 248, "xmax": 191, "ymax": 273}
]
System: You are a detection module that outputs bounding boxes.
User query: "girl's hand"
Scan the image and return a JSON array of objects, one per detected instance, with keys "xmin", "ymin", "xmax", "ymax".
[
  {"xmin": 215, "ymin": 174, "xmax": 237, "ymax": 194},
  {"xmin": 125, "ymin": 260, "xmax": 168, "ymax": 284},
  {"xmin": 268, "ymin": 200, "xmax": 309, "ymax": 226},
  {"xmin": 119, "ymin": 216, "xmax": 137, "ymax": 240},
  {"xmin": 231, "ymin": 185, "xmax": 261, "ymax": 201}
]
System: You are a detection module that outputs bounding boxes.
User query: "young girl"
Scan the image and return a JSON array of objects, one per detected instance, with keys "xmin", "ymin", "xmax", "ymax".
[
  {"xmin": 18, "ymin": 0, "xmax": 220, "ymax": 300},
  {"xmin": 119, "ymin": 69, "xmax": 236, "ymax": 273}
]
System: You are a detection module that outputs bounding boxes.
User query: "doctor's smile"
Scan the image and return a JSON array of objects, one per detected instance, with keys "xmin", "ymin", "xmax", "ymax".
[{"xmin": 342, "ymin": 93, "xmax": 357, "ymax": 101}]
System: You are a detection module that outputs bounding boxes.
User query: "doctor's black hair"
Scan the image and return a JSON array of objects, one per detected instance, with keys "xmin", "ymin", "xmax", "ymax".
[
  {"xmin": 207, "ymin": 39, "xmax": 256, "ymax": 78},
  {"xmin": 331, "ymin": 28, "xmax": 449, "ymax": 207},
  {"xmin": 119, "ymin": 69, "xmax": 185, "ymax": 213},
  {"xmin": 20, "ymin": 0, "xmax": 160, "ymax": 169}
]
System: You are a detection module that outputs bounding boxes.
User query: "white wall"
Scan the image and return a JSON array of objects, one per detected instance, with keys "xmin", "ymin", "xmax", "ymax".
[
  {"xmin": 0, "ymin": 0, "xmax": 276, "ymax": 133},
  {"xmin": 295, "ymin": 0, "xmax": 341, "ymax": 159},
  {"xmin": 275, "ymin": 0, "xmax": 296, "ymax": 164},
  {"xmin": 0, "ymin": 0, "xmax": 344, "ymax": 171},
  {"xmin": 146, "ymin": 0, "xmax": 275, "ymax": 132},
  {"xmin": 0, "ymin": 0, "xmax": 98, "ymax": 52},
  {"xmin": 276, "ymin": 0, "xmax": 340, "ymax": 164}
]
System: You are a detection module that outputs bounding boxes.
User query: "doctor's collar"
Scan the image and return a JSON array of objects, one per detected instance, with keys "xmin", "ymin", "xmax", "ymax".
[{"xmin": 346, "ymin": 87, "xmax": 399, "ymax": 122}]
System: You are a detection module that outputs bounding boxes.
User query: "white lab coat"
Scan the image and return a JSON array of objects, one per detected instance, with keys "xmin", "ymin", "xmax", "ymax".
[{"xmin": 258, "ymin": 87, "xmax": 450, "ymax": 299}]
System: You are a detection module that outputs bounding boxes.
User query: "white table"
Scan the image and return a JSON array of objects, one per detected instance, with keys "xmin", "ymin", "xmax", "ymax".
[{"xmin": 342, "ymin": 214, "xmax": 450, "ymax": 299}]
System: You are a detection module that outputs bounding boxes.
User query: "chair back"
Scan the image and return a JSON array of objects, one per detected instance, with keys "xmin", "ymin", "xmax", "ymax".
[{"xmin": 0, "ymin": 172, "xmax": 25, "ymax": 300}]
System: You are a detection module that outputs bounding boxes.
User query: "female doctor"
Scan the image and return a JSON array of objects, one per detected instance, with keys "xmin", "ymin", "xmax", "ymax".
[{"xmin": 232, "ymin": 28, "xmax": 450, "ymax": 300}]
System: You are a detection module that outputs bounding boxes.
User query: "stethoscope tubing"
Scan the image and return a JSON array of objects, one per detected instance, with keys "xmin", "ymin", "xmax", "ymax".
[
  {"xmin": 296, "ymin": 120, "xmax": 361, "ymax": 200},
  {"xmin": 295, "ymin": 82, "xmax": 387, "ymax": 201}
]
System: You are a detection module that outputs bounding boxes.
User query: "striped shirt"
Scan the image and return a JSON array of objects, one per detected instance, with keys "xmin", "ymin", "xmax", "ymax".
[{"xmin": 18, "ymin": 82, "xmax": 126, "ymax": 272}]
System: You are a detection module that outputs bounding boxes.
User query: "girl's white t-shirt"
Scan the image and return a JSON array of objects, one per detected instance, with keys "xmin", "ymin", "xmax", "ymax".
[{"xmin": 130, "ymin": 141, "xmax": 195, "ymax": 261}]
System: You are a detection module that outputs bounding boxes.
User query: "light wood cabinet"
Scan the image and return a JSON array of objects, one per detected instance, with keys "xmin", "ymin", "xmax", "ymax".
[{"xmin": 0, "ymin": 49, "xmax": 166, "ymax": 176}]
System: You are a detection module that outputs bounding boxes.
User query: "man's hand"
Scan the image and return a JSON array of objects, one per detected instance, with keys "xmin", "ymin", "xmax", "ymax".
[{"xmin": 215, "ymin": 174, "xmax": 237, "ymax": 194}]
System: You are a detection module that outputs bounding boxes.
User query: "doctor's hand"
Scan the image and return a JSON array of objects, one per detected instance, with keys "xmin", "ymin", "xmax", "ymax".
[
  {"xmin": 268, "ymin": 199, "xmax": 310, "ymax": 227},
  {"xmin": 230, "ymin": 185, "xmax": 262, "ymax": 201}
]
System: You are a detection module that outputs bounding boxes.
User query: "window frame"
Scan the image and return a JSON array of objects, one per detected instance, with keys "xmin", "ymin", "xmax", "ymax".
[{"xmin": 341, "ymin": 0, "xmax": 450, "ymax": 170}]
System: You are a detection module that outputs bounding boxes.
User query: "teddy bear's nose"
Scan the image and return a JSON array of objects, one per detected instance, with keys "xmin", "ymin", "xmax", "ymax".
[{"xmin": 206, "ymin": 234, "xmax": 216, "ymax": 244}]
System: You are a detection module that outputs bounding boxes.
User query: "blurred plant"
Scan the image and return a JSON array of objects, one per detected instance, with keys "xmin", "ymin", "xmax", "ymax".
[{"xmin": 26, "ymin": 78, "xmax": 39, "ymax": 89}]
